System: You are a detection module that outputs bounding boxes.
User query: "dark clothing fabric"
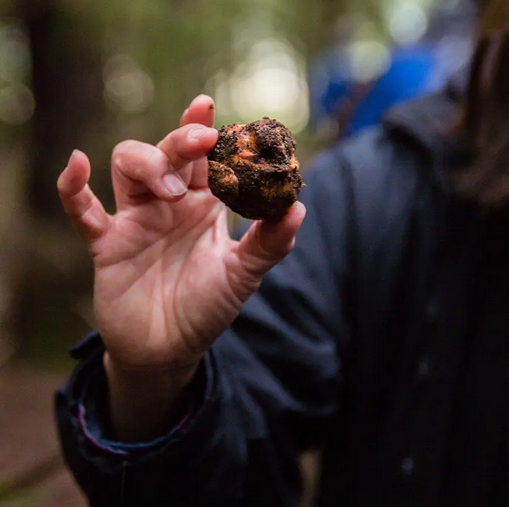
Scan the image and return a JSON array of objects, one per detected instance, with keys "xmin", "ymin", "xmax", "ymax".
[{"xmin": 56, "ymin": 81, "xmax": 509, "ymax": 506}]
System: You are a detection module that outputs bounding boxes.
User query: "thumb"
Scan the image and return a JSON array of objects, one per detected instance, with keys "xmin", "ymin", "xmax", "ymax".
[{"xmin": 236, "ymin": 202, "xmax": 306, "ymax": 278}]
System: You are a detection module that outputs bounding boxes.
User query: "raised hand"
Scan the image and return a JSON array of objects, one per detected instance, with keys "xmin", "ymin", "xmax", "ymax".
[{"xmin": 57, "ymin": 96, "xmax": 305, "ymax": 440}]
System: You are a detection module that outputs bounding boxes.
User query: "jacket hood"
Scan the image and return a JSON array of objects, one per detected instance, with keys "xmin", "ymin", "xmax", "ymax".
[
  {"xmin": 381, "ymin": 69, "xmax": 467, "ymax": 160},
  {"xmin": 380, "ymin": 68, "xmax": 470, "ymax": 191}
]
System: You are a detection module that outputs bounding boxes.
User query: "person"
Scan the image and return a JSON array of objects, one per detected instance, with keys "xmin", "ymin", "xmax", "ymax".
[
  {"xmin": 309, "ymin": 0, "xmax": 477, "ymax": 139},
  {"xmin": 55, "ymin": 0, "xmax": 509, "ymax": 505}
]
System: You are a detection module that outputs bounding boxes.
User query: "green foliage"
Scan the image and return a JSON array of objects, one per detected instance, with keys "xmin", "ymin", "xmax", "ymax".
[
  {"xmin": 90, "ymin": 0, "xmax": 244, "ymax": 136},
  {"xmin": 0, "ymin": 0, "xmax": 448, "ymax": 360}
]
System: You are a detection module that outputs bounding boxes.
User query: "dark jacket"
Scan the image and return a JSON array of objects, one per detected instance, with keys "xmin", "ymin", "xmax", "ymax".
[{"xmin": 56, "ymin": 82, "xmax": 509, "ymax": 507}]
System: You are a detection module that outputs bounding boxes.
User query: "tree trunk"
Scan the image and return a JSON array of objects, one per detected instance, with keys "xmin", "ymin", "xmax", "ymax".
[{"xmin": 11, "ymin": 0, "xmax": 106, "ymax": 355}]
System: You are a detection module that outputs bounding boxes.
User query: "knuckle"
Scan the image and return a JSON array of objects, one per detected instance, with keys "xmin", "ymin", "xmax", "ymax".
[
  {"xmin": 112, "ymin": 140, "xmax": 166, "ymax": 182},
  {"xmin": 254, "ymin": 226, "xmax": 280, "ymax": 262},
  {"xmin": 77, "ymin": 198, "xmax": 96, "ymax": 221},
  {"xmin": 111, "ymin": 140, "xmax": 138, "ymax": 166},
  {"xmin": 144, "ymin": 147, "xmax": 167, "ymax": 169}
]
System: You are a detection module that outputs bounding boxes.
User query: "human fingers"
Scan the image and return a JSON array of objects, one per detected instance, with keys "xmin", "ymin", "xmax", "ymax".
[
  {"xmin": 178, "ymin": 95, "xmax": 217, "ymax": 189},
  {"xmin": 236, "ymin": 202, "xmax": 307, "ymax": 278},
  {"xmin": 156, "ymin": 123, "xmax": 217, "ymax": 173},
  {"xmin": 180, "ymin": 94, "xmax": 215, "ymax": 128},
  {"xmin": 111, "ymin": 140, "xmax": 189, "ymax": 209},
  {"xmin": 57, "ymin": 150, "xmax": 111, "ymax": 244}
]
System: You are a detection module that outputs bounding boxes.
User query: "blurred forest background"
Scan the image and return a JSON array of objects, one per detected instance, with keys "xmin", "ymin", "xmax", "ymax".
[{"xmin": 0, "ymin": 0, "xmax": 472, "ymax": 505}]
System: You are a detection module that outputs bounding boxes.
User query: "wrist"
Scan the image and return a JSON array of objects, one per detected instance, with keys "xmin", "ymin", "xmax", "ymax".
[
  {"xmin": 103, "ymin": 350, "xmax": 199, "ymax": 383},
  {"xmin": 103, "ymin": 351, "xmax": 199, "ymax": 442}
]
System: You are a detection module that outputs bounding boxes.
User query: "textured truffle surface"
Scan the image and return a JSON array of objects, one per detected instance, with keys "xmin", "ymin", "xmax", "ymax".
[{"xmin": 208, "ymin": 118, "xmax": 302, "ymax": 220}]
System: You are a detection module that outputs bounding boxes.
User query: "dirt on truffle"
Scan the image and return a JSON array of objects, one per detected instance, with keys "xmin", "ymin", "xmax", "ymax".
[{"xmin": 208, "ymin": 118, "xmax": 302, "ymax": 220}]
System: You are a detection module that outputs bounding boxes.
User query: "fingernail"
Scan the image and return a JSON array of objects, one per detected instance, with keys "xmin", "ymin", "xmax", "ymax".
[
  {"xmin": 295, "ymin": 201, "xmax": 306, "ymax": 213},
  {"xmin": 188, "ymin": 127, "xmax": 207, "ymax": 141},
  {"xmin": 163, "ymin": 172, "xmax": 187, "ymax": 196},
  {"xmin": 68, "ymin": 149, "xmax": 80, "ymax": 164},
  {"xmin": 191, "ymin": 94, "xmax": 208, "ymax": 105}
]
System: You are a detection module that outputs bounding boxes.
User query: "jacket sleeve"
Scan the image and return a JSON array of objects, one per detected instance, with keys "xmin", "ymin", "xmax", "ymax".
[{"xmin": 55, "ymin": 148, "xmax": 356, "ymax": 507}]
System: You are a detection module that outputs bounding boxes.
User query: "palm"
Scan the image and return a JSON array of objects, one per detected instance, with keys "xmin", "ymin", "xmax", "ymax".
[
  {"xmin": 58, "ymin": 95, "xmax": 304, "ymax": 372},
  {"xmin": 92, "ymin": 184, "xmax": 250, "ymax": 368}
]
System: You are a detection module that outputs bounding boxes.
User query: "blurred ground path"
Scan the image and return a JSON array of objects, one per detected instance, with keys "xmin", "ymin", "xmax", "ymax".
[{"xmin": 0, "ymin": 361, "xmax": 87, "ymax": 507}]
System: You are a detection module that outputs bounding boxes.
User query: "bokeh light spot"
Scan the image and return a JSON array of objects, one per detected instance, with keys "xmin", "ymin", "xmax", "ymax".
[
  {"xmin": 348, "ymin": 40, "xmax": 391, "ymax": 83},
  {"xmin": 0, "ymin": 85, "xmax": 35, "ymax": 125},
  {"xmin": 215, "ymin": 38, "xmax": 309, "ymax": 133},
  {"xmin": 103, "ymin": 55, "xmax": 154, "ymax": 113},
  {"xmin": 385, "ymin": 0, "xmax": 428, "ymax": 46},
  {"xmin": 0, "ymin": 21, "xmax": 31, "ymax": 83}
]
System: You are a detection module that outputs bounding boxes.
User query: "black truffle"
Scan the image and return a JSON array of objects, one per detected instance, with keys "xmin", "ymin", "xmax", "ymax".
[{"xmin": 208, "ymin": 118, "xmax": 302, "ymax": 220}]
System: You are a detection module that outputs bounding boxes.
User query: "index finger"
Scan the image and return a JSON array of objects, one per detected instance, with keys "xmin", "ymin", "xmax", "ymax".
[
  {"xmin": 157, "ymin": 123, "xmax": 218, "ymax": 172},
  {"xmin": 180, "ymin": 94, "xmax": 215, "ymax": 128}
]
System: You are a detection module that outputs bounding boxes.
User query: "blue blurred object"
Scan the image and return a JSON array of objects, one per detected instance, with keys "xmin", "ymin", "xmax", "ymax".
[
  {"xmin": 347, "ymin": 44, "xmax": 436, "ymax": 135},
  {"xmin": 309, "ymin": 1, "xmax": 477, "ymax": 138},
  {"xmin": 309, "ymin": 43, "xmax": 438, "ymax": 137}
]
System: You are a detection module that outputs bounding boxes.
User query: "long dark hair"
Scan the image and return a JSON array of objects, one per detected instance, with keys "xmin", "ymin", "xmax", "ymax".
[{"xmin": 458, "ymin": 0, "xmax": 509, "ymax": 207}]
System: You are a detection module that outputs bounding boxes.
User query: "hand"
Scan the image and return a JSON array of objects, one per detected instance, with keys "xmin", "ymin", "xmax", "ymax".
[{"xmin": 57, "ymin": 95, "xmax": 306, "ymax": 377}]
